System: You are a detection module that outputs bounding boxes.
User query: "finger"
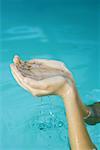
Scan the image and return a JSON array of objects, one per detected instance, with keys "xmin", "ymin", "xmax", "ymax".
[
  {"xmin": 10, "ymin": 64, "xmax": 34, "ymax": 92},
  {"xmin": 15, "ymin": 56, "xmax": 74, "ymax": 83},
  {"xmin": 28, "ymin": 59, "xmax": 49, "ymax": 64},
  {"xmin": 13, "ymin": 55, "xmax": 24, "ymax": 66},
  {"xmin": 13, "ymin": 55, "xmax": 20, "ymax": 64},
  {"xmin": 16, "ymin": 57, "xmax": 71, "ymax": 79},
  {"xmin": 12, "ymin": 55, "xmax": 75, "ymax": 86},
  {"xmin": 28, "ymin": 59, "xmax": 73, "ymax": 78},
  {"xmin": 10, "ymin": 64, "xmax": 50, "ymax": 96},
  {"xmin": 12, "ymin": 68, "xmax": 51, "ymax": 96},
  {"xmin": 10, "ymin": 64, "xmax": 29, "ymax": 91},
  {"xmin": 10, "ymin": 64, "xmax": 25, "ymax": 82},
  {"xmin": 11, "ymin": 67, "xmax": 28, "ymax": 91},
  {"xmin": 28, "ymin": 59, "xmax": 64, "ymax": 68}
]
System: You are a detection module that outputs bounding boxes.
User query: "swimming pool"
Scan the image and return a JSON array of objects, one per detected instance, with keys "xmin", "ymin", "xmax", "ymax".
[{"xmin": 1, "ymin": 0, "xmax": 100, "ymax": 149}]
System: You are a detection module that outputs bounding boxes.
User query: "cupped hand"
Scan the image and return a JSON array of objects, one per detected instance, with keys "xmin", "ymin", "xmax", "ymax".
[{"xmin": 10, "ymin": 55, "xmax": 74, "ymax": 96}]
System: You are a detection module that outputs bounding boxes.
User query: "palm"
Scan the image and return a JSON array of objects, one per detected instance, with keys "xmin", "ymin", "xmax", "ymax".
[{"xmin": 10, "ymin": 56, "xmax": 73, "ymax": 96}]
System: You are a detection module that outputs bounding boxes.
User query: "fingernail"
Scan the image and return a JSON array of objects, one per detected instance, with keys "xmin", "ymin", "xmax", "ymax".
[{"xmin": 13, "ymin": 55, "xmax": 20, "ymax": 64}]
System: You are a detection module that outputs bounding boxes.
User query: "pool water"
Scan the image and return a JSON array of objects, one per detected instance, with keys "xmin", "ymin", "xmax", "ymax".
[{"xmin": 0, "ymin": 0, "xmax": 100, "ymax": 150}]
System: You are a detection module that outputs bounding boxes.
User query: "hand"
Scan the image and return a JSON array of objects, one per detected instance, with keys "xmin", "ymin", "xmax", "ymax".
[{"xmin": 10, "ymin": 56, "xmax": 74, "ymax": 97}]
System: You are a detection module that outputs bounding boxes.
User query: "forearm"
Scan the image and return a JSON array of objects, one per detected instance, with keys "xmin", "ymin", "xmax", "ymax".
[
  {"xmin": 71, "ymin": 84, "xmax": 90, "ymax": 118},
  {"xmin": 60, "ymin": 84, "xmax": 96, "ymax": 150}
]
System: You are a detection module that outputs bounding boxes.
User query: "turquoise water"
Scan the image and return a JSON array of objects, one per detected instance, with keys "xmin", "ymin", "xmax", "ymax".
[{"xmin": 0, "ymin": 0, "xmax": 100, "ymax": 149}]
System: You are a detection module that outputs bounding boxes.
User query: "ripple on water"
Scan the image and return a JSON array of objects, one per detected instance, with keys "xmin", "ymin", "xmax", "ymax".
[{"xmin": 27, "ymin": 113, "xmax": 66, "ymax": 132}]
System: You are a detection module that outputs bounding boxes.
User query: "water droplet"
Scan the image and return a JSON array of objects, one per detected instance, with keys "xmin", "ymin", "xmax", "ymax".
[
  {"xmin": 49, "ymin": 111, "xmax": 54, "ymax": 117},
  {"xmin": 38, "ymin": 123, "xmax": 46, "ymax": 131},
  {"xmin": 58, "ymin": 121, "xmax": 64, "ymax": 127}
]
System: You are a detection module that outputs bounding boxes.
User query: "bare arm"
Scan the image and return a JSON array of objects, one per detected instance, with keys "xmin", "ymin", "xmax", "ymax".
[
  {"xmin": 60, "ymin": 83, "xmax": 97, "ymax": 150},
  {"xmin": 10, "ymin": 56, "xmax": 97, "ymax": 150}
]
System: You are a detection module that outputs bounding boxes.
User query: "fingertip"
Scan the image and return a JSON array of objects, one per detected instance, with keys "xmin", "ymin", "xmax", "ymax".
[{"xmin": 13, "ymin": 55, "xmax": 20, "ymax": 64}]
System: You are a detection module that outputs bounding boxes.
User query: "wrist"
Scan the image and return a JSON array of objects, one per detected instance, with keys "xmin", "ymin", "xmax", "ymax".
[{"xmin": 58, "ymin": 82, "xmax": 76, "ymax": 99}]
